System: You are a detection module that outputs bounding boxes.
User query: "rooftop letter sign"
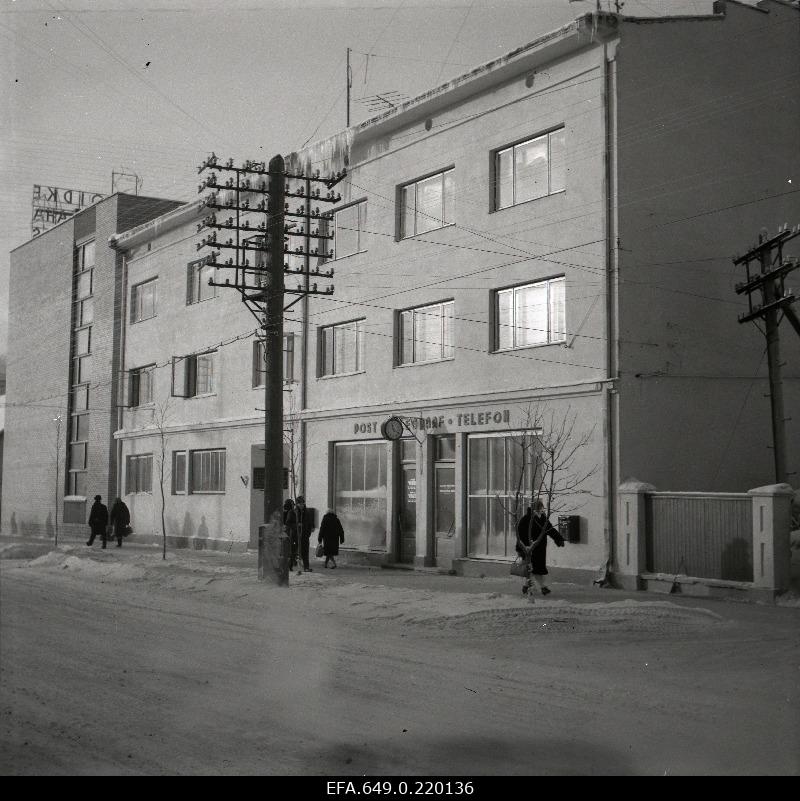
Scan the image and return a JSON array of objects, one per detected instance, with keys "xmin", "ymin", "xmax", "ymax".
[{"xmin": 31, "ymin": 184, "xmax": 105, "ymax": 237}]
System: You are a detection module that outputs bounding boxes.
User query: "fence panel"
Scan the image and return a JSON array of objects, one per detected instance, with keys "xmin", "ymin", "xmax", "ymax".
[{"xmin": 645, "ymin": 493, "xmax": 753, "ymax": 581}]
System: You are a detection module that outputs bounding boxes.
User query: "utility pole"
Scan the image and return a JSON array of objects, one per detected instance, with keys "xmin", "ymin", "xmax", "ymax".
[
  {"xmin": 346, "ymin": 47, "xmax": 352, "ymax": 127},
  {"xmin": 196, "ymin": 152, "xmax": 344, "ymax": 582},
  {"xmin": 734, "ymin": 224, "xmax": 800, "ymax": 484},
  {"xmin": 263, "ymin": 155, "xmax": 286, "ymax": 582}
]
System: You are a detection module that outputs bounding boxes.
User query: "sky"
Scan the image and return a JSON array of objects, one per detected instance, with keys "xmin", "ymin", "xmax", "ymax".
[{"xmin": 0, "ymin": 0, "xmax": 723, "ymax": 362}]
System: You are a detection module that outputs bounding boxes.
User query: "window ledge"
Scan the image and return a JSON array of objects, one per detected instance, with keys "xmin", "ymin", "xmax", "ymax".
[
  {"xmin": 329, "ymin": 249, "xmax": 367, "ymax": 263},
  {"xmin": 187, "ymin": 392, "xmax": 217, "ymax": 399},
  {"xmin": 493, "ymin": 340, "xmax": 567, "ymax": 354},
  {"xmin": 493, "ymin": 188, "xmax": 566, "ymax": 213},
  {"xmin": 400, "ymin": 222, "xmax": 455, "ymax": 240},
  {"xmin": 253, "ymin": 380, "xmax": 297, "ymax": 390},
  {"xmin": 395, "ymin": 356, "xmax": 455, "ymax": 369},
  {"xmin": 318, "ymin": 370, "xmax": 366, "ymax": 380},
  {"xmin": 130, "ymin": 315, "xmax": 158, "ymax": 325}
]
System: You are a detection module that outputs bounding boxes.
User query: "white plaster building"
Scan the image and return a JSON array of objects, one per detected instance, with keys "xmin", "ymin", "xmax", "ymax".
[{"xmin": 11, "ymin": 2, "xmax": 796, "ymax": 585}]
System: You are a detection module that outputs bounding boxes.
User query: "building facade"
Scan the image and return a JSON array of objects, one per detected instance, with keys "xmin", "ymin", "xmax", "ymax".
[
  {"xmin": 3, "ymin": 2, "xmax": 798, "ymax": 583},
  {"xmin": 2, "ymin": 194, "xmax": 182, "ymax": 539}
]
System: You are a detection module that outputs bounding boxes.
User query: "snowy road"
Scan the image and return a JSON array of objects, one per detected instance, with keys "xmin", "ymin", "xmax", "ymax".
[{"xmin": 1, "ymin": 546, "xmax": 798, "ymax": 775}]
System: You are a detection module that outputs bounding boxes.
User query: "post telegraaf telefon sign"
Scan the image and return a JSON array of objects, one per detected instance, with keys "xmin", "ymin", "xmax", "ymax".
[{"xmin": 31, "ymin": 184, "xmax": 105, "ymax": 237}]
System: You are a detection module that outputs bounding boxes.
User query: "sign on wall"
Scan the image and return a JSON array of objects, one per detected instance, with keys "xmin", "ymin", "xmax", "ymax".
[{"xmin": 31, "ymin": 184, "xmax": 105, "ymax": 237}]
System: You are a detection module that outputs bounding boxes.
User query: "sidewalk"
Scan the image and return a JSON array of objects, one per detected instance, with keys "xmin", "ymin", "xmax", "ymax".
[{"xmin": 3, "ymin": 533, "xmax": 798, "ymax": 615}]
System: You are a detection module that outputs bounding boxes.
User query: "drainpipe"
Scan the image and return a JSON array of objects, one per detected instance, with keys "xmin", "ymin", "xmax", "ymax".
[{"xmin": 116, "ymin": 250, "xmax": 128, "ymax": 501}]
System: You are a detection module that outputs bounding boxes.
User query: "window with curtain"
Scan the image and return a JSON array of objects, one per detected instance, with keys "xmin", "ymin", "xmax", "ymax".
[
  {"xmin": 334, "ymin": 200, "xmax": 366, "ymax": 259},
  {"xmin": 320, "ymin": 320, "xmax": 365, "ymax": 376},
  {"xmin": 400, "ymin": 169, "xmax": 454, "ymax": 238},
  {"xmin": 190, "ymin": 449, "xmax": 226, "ymax": 493},
  {"xmin": 495, "ymin": 277, "xmax": 565, "ymax": 350},
  {"xmin": 398, "ymin": 300, "xmax": 455, "ymax": 365},
  {"xmin": 495, "ymin": 128, "xmax": 565, "ymax": 210}
]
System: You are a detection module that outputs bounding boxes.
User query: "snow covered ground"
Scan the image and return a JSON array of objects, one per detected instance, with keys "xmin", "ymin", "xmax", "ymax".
[{"xmin": 1, "ymin": 542, "xmax": 798, "ymax": 775}]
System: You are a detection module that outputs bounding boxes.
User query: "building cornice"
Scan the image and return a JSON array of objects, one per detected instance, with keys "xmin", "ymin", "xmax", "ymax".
[
  {"xmin": 108, "ymin": 199, "xmax": 202, "ymax": 252},
  {"xmin": 114, "ymin": 377, "xmax": 617, "ymax": 439}
]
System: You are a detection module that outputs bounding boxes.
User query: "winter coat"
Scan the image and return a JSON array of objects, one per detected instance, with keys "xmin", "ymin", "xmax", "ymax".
[
  {"xmin": 295, "ymin": 504, "xmax": 314, "ymax": 540},
  {"xmin": 109, "ymin": 499, "xmax": 131, "ymax": 536},
  {"xmin": 88, "ymin": 501, "xmax": 109, "ymax": 537},
  {"xmin": 283, "ymin": 504, "xmax": 297, "ymax": 539},
  {"xmin": 318, "ymin": 512, "xmax": 344, "ymax": 557},
  {"xmin": 516, "ymin": 510, "xmax": 564, "ymax": 575}
]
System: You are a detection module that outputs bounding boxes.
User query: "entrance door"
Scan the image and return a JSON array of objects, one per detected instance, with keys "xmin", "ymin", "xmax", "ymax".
[
  {"xmin": 398, "ymin": 465, "xmax": 417, "ymax": 563},
  {"xmin": 249, "ymin": 445, "xmax": 265, "ymax": 549},
  {"xmin": 435, "ymin": 466, "xmax": 455, "ymax": 539}
]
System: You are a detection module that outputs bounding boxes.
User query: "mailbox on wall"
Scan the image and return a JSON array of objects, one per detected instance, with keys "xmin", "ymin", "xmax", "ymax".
[{"xmin": 558, "ymin": 515, "xmax": 581, "ymax": 544}]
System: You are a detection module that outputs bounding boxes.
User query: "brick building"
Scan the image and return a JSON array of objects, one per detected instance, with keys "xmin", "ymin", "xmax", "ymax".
[{"xmin": 2, "ymin": 194, "xmax": 182, "ymax": 538}]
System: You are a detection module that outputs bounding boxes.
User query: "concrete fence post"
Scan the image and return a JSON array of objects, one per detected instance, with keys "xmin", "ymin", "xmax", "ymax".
[
  {"xmin": 616, "ymin": 480, "xmax": 655, "ymax": 589},
  {"xmin": 747, "ymin": 483, "xmax": 793, "ymax": 594}
]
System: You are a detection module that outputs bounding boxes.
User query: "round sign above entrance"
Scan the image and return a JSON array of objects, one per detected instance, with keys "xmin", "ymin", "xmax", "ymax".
[{"xmin": 381, "ymin": 416, "xmax": 405, "ymax": 441}]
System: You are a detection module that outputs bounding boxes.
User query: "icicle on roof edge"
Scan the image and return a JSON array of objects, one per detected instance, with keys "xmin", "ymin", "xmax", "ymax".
[{"xmin": 285, "ymin": 129, "xmax": 353, "ymax": 179}]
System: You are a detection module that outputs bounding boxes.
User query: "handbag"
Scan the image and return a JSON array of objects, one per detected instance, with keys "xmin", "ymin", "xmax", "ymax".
[
  {"xmin": 315, "ymin": 542, "xmax": 324, "ymax": 558},
  {"xmin": 510, "ymin": 557, "xmax": 529, "ymax": 577}
]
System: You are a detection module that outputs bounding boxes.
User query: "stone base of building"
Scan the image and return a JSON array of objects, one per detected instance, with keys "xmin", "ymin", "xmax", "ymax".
[
  {"xmin": 0, "ymin": 529, "xmax": 251, "ymax": 554},
  {"xmin": 452, "ymin": 558, "xmax": 596, "ymax": 585},
  {"xmin": 133, "ymin": 533, "xmax": 250, "ymax": 553},
  {"xmin": 638, "ymin": 572, "xmax": 780, "ymax": 604}
]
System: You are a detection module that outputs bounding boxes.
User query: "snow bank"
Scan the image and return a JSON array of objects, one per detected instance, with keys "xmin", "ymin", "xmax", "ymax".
[
  {"xmin": 27, "ymin": 551, "xmax": 145, "ymax": 581},
  {"xmin": 291, "ymin": 578, "xmax": 725, "ymax": 634}
]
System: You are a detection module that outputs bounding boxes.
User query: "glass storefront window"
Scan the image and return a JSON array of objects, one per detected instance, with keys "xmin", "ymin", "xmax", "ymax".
[
  {"xmin": 334, "ymin": 441, "xmax": 387, "ymax": 550},
  {"xmin": 467, "ymin": 432, "xmax": 541, "ymax": 558}
]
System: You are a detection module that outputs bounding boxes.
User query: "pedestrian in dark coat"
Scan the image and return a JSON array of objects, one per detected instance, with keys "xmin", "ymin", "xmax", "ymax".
[
  {"xmin": 516, "ymin": 499, "xmax": 565, "ymax": 596},
  {"xmin": 318, "ymin": 510, "xmax": 344, "ymax": 568},
  {"xmin": 109, "ymin": 497, "xmax": 131, "ymax": 548},
  {"xmin": 283, "ymin": 499, "xmax": 298, "ymax": 569},
  {"xmin": 295, "ymin": 495, "xmax": 315, "ymax": 573},
  {"xmin": 87, "ymin": 495, "xmax": 109, "ymax": 549}
]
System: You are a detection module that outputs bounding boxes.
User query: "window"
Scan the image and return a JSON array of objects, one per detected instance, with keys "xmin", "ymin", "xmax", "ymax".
[
  {"xmin": 177, "ymin": 351, "xmax": 215, "ymax": 397},
  {"xmin": 71, "ymin": 384, "xmax": 89, "ymax": 411},
  {"xmin": 77, "ymin": 270, "xmax": 93, "ymax": 300},
  {"xmin": 400, "ymin": 169, "xmax": 454, "ymax": 237},
  {"xmin": 468, "ymin": 432, "xmax": 541, "ymax": 558},
  {"xmin": 495, "ymin": 276, "xmax": 565, "ymax": 350},
  {"xmin": 71, "ymin": 413, "xmax": 89, "ymax": 442},
  {"xmin": 72, "ymin": 356, "xmax": 91, "ymax": 385},
  {"xmin": 131, "ymin": 278, "xmax": 158, "ymax": 323},
  {"xmin": 69, "ymin": 471, "xmax": 87, "ymax": 496},
  {"xmin": 495, "ymin": 127, "xmax": 565, "ymax": 210},
  {"xmin": 252, "ymin": 334, "xmax": 295, "ymax": 388},
  {"xmin": 69, "ymin": 442, "xmax": 87, "ymax": 470},
  {"xmin": 171, "ymin": 352, "xmax": 216, "ymax": 397},
  {"xmin": 190, "ymin": 449, "xmax": 226, "ymax": 493},
  {"xmin": 76, "ymin": 298, "xmax": 93, "ymax": 326},
  {"xmin": 320, "ymin": 319, "xmax": 365, "ymax": 376},
  {"xmin": 129, "ymin": 365, "xmax": 155, "ymax": 407},
  {"xmin": 334, "ymin": 200, "xmax": 366, "ymax": 259},
  {"xmin": 187, "ymin": 258, "xmax": 218, "ymax": 304},
  {"xmin": 76, "ymin": 240, "xmax": 95, "ymax": 272},
  {"xmin": 399, "ymin": 301, "xmax": 454, "ymax": 365},
  {"xmin": 126, "ymin": 454, "xmax": 153, "ymax": 494},
  {"xmin": 334, "ymin": 441, "xmax": 388, "ymax": 550},
  {"xmin": 172, "ymin": 451, "xmax": 187, "ymax": 494},
  {"xmin": 74, "ymin": 327, "xmax": 91, "ymax": 356}
]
